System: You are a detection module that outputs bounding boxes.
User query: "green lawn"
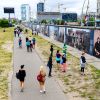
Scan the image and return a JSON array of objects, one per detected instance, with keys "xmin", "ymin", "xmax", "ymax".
[{"xmin": 0, "ymin": 27, "xmax": 13, "ymax": 100}]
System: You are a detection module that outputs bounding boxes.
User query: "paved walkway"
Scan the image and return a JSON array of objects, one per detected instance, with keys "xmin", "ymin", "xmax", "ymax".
[
  {"xmin": 11, "ymin": 35, "xmax": 67, "ymax": 100},
  {"xmin": 39, "ymin": 34, "xmax": 100, "ymax": 70}
]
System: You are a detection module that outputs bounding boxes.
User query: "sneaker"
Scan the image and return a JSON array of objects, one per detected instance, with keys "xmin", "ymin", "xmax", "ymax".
[
  {"xmin": 40, "ymin": 90, "xmax": 43, "ymax": 93},
  {"xmin": 43, "ymin": 90, "xmax": 46, "ymax": 94},
  {"xmin": 20, "ymin": 88, "xmax": 23, "ymax": 92}
]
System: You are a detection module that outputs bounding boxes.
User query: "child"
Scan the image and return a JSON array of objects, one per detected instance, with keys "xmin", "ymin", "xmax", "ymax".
[
  {"xmin": 37, "ymin": 66, "xmax": 46, "ymax": 93},
  {"xmin": 80, "ymin": 52, "xmax": 86, "ymax": 75}
]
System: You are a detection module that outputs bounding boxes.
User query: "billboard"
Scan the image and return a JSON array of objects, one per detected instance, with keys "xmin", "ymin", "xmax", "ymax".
[
  {"xmin": 93, "ymin": 30, "xmax": 100, "ymax": 58},
  {"xmin": 58, "ymin": 27, "xmax": 65, "ymax": 42},
  {"xmin": 65, "ymin": 28, "xmax": 91, "ymax": 53},
  {"xmin": 4, "ymin": 7, "xmax": 14, "ymax": 13}
]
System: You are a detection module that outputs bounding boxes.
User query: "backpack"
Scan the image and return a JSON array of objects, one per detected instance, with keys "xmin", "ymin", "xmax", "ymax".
[
  {"xmin": 37, "ymin": 74, "xmax": 43, "ymax": 82},
  {"xmin": 16, "ymin": 72, "xmax": 20, "ymax": 79}
]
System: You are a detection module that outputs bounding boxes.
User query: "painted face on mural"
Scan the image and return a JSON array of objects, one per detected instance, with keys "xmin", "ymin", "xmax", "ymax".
[{"xmin": 97, "ymin": 37, "xmax": 100, "ymax": 43}]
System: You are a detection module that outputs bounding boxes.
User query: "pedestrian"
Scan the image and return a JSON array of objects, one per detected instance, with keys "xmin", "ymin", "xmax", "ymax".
[
  {"xmin": 14, "ymin": 28, "xmax": 16, "ymax": 37},
  {"xmin": 61, "ymin": 54, "xmax": 67, "ymax": 72},
  {"xmin": 62, "ymin": 43, "xmax": 67, "ymax": 58},
  {"xmin": 47, "ymin": 55, "xmax": 53, "ymax": 77},
  {"xmin": 18, "ymin": 37, "xmax": 22, "ymax": 48},
  {"xmin": 26, "ymin": 37, "xmax": 29, "ymax": 42},
  {"xmin": 18, "ymin": 30, "xmax": 20, "ymax": 37},
  {"xmin": 30, "ymin": 40, "xmax": 33, "ymax": 52},
  {"xmin": 26, "ymin": 40, "xmax": 30, "ymax": 52},
  {"xmin": 17, "ymin": 65, "xmax": 26, "ymax": 92},
  {"xmin": 80, "ymin": 52, "xmax": 86, "ymax": 75},
  {"xmin": 32, "ymin": 37, "xmax": 36, "ymax": 49},
  {"xmin": 50, "ymin": 45, "xmax": 53, "ymax": 56},
  {"xmin": 56, "ymin": 50, "xmax": 61, "ymax": 70},
  {"xmin": 37, "ymin": 66, "xmax": 46, "ymax": 93}
]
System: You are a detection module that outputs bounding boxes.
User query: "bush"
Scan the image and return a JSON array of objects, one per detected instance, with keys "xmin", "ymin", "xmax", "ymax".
[{"xmin": 0, "ymin": 19, "xmax": 9, "ymax": 27}]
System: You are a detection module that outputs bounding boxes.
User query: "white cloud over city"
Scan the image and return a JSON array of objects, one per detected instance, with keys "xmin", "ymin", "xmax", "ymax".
[{"xmin": 0, "ymin": 0, "xmax": 97, "ymax": 19}]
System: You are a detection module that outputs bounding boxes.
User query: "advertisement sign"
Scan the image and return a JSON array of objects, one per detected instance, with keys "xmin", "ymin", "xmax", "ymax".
[
  {"xmin": 93, "ymin": 30, "xmax": 100, "ymax": 58},
  {"xmin": 65, "ymin": 28, "xmax": 91, "ymax": 53}
]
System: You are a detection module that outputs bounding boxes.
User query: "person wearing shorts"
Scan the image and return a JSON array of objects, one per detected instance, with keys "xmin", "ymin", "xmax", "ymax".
[{"xmin": 56, "ymin": 50, "xmax": 61, "ymax": 70}]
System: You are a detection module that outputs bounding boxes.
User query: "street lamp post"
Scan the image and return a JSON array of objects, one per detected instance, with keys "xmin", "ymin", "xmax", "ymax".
[{"xmin": 81, "ymin": 0, "xmax": 87, "ymax": 26}]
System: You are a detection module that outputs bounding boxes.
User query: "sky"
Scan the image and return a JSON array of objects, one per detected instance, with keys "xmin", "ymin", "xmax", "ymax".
[{"xmin": 0, "ymin": 0, "xmax": 97, "ymax": 19}]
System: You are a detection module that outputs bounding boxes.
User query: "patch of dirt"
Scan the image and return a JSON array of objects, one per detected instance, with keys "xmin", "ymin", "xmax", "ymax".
[{"xmin": 2, "ymin": 41, "xmax": 13, "ymax": 52}]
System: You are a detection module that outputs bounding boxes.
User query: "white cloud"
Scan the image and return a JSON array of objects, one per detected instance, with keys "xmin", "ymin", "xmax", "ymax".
[{"xmin": 0, "ymin": 0, "xmax": 97, "ymax": 19}]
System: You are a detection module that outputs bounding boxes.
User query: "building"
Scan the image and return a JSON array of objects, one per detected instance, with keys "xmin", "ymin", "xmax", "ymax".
[
  {"xmin": 37, "ymin": 2, "xmax": 44, "ymax": 12},
  {"xmin": 97, "ymin": 0, "xmax": 100, "ymax": 19},
  {"xmin": 37, "ymin": 12, "xmax": 62, "ymax": 22},
  {"xmin": 62, "ymin": 13, "xmax": 77, "ymax": 22},
  {"xmin": 21, "ymin": 4, "xmax": 30, "ymax": 21}
]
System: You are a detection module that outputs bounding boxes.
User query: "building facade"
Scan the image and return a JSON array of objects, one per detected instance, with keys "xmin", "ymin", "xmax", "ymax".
[
  {"xmin": 37, "ymin": 2, "xmax": 44, "ymax": 12},
  {"xmin": 97, "ymin": 0, "xmax": 100, "ymax": 19},
  {"xmin": 37, "ymin": 12, "xmax": 62, "ymax": 22},
  {"xmin": 21, "ymin": 4, "xmax": 30, "ymax": 21}
]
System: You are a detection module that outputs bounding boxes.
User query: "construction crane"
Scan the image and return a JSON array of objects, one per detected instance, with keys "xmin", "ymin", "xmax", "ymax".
[{"xmin": 58, "ymin": 3, "xmax": 64, "ymax": 12}]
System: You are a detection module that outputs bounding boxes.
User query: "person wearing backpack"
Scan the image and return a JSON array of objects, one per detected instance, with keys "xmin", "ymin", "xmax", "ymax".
[
  {"xmin": 37, "ymin": 66, "xmax": 46, "ymax": 93},
  {"xmin": 17, "ymin": 65, "xmax": 26, "ymax": 92},
  {"xmin": 80, "ymin": 52, "xmax": 86, "ymax": 75}
]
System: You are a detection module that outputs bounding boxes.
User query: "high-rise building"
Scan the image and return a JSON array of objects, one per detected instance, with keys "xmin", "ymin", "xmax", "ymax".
[
  {"xmin": 37, "ymin": 2, "xmax": 44, "ymax": 12},
  {"xmin": 97, "ymin": 0, "xmax": 100, "ymax": 14},
  {"xmin": 21, "ymin": 4, "xmax": 30, "ymax": 21}
]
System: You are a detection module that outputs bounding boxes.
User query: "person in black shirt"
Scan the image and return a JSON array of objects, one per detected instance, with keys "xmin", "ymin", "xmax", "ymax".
[
  {"xmin": 47, "ymin": 55, "xmax": 53, "ymax": 77},
  {"xmin": 94, "ymin": 37, "xmax": 100, "ymax": 58},
  {"xmin": 80, "ymin": 52, "xmax": 86, "ymax": 75},
  {"xmin": 18, "ymin": 65, "xmax": 26, "ymax": 92},
  {"xmin": 50, "ymin": 45, "xmax": 53, "ymax": 57}
]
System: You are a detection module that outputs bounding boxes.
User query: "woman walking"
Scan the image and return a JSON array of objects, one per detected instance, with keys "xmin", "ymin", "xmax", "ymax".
[
  {"xmin": 18, "ymin": 65, "xmax": 26, "ymax": 92},
  {"xmin": 56, "ymin": 50, "xmax": 61, "ymax": 70},
  {"xmin": 37, "ymin": 66, "xmax": 46, "ymax": 93}
]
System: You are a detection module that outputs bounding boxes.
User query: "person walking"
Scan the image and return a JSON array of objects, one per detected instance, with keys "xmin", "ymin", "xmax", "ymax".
[
  {"xmin": 80, "ymin": 52, "xmax": 86, "ymax": 75},
  {"xmin": 62, "ymin": 43, "xmax": 67, "ymax": 58},
  {"xmin": 61, "ymin": 54, "xmax": 67, "ymax": 72},
  {"xmin": 18, "ymin": 37, "xmax": 22, "ymax": 48},
  {"xmin": 47, "ymin": 55, "xmax": 53, "ymax": 77},
  {"xmin": 26, "ymin": 37, "xmax": 29, "ymax": 42},
  {"xmin": 56, "ymin": 50, "xmax": 61, "ymax": 70},
  {"xmin": 37, "ymin": 66, "xmax": 46, "ymax": 93},
  {"xmin": 32, "ymin": 37, "xmax": 36, "ymax": 49},
  {"xmin": 26, "ymin": 40, "xmax": 30, "ymax": 52},
  {"xmin": 50, "ymin": 45, "xmax": 53, "ymax": 56},
  {"xmin": 17, "ymin": 65, "xmax": 26, "ymax": 92},
  {"xmin": 30, "ymin": 40, "xmax": 33, "ymax": 52}
]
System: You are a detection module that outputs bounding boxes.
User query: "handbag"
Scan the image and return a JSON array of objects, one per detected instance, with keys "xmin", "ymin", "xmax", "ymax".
[{"xmin": 16, "ymin": 72, "xmax": 20, "ymax": 79}]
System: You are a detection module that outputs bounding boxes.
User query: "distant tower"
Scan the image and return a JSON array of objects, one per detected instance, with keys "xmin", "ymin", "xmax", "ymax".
[
  {"xmin": 21, "ymin": 4, "xmax": 30, "ymax": 21},
  {"xmin": 37, "ymin": 2, "xmax": 44, "ymax": 12}
]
